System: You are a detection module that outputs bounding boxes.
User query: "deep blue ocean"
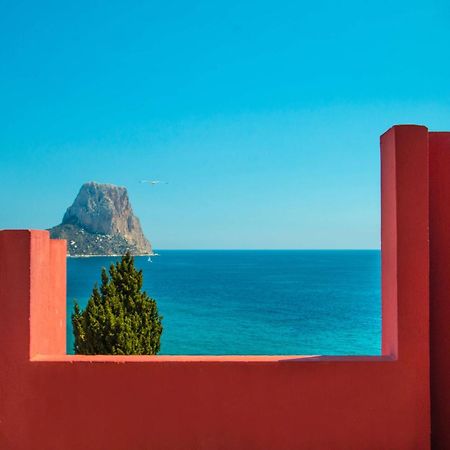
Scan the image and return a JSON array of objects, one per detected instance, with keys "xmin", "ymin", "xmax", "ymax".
[{"xmin": 67, "ymin": 250, "xmax": 381, "ymax": 355}]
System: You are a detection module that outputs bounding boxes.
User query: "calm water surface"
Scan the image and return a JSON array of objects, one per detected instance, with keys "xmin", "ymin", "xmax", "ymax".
[{"xmin": 67, "ymin": 250, "xmax": 381, "ymax": 355}]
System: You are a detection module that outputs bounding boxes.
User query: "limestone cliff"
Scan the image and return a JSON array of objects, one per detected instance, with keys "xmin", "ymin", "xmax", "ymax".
[{"xmin": 50, "ymin": 182, "xmax": 152, "ymax": 256}]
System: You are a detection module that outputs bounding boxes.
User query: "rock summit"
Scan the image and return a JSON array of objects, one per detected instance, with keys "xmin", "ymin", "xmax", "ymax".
[{"xmin": 50, "ymin": 182, "xmax": 152, "ymax": 256}]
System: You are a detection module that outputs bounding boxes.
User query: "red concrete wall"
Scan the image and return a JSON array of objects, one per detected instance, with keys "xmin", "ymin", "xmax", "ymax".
[
  {"xmin": 429, "ymin": 132, "xmax": 450, "ymax": 450},
  {"xmin": 0, "ymin": 124, "xmax": 442, "ymax": 449},
  {"xmin": 30, "ymin": 232, "xmax": 67, "ymax": 358}
]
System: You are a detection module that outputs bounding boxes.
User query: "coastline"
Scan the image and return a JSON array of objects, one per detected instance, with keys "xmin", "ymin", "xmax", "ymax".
[{"xmin": 67, "ymin": 253, "xmax": 158, "ymax": 258}]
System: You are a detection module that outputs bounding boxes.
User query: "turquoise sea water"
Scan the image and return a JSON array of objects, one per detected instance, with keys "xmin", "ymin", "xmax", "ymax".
[{"xmin": 67, "ymin": 250, "xmax": 381, "ymax": 355}]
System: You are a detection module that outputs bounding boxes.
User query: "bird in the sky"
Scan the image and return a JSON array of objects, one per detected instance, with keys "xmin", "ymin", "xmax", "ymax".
[{"xmin": 140, "ymin": 180, "xmax": 168, "ymax": 186}]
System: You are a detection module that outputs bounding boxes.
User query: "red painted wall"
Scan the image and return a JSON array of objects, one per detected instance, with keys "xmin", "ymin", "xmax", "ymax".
[
  {"xmin": 0, "ymin": 125, "xmax": 446, "ymax": 449},
  {"xmin": 429, "ymin": 132, "xmax": 450, "ymax": 450}
]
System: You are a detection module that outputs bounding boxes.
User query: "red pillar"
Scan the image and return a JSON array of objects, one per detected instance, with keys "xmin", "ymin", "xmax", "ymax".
[
  {"xmin": 0, "ymin": 230, "xmax": 66, "ymax": 446},
  {"xmin": 429, "ymin": 132, "xmax": 450, "ymax": 450},
  {"xmin": 0, "ymin": 230, "xmax": 33, "ymax": 363},
  {"xmin": 381, "ymin": 125, "xmax": 430, "ymax": 362},
  {"xmin": 29, "ymin": 231, "xmax": 66, "ymax": 358},
  {"xmin": 380, "ymin": 125, "xmax": 430, "ymax": 449}
]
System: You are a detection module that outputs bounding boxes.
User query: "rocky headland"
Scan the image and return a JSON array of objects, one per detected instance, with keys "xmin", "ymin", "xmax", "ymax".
[{"xmin": 50, "ymin": 182, "xmax": 152, "ymax": 256}]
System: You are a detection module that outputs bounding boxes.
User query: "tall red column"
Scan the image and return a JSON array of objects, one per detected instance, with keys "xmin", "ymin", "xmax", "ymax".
[
  {"xmin": 380, "ymin": 125, "xmax": 430, "ymax": 450},
  {"xmin": 0, "ymin": 230, "xmax": 66, "ymax": 360},
  {"xmin": 429, "ymin": 132, "xmax": 450, "ymax": 450},
  {"xmin": 381, "ymin": 126, "xmax": 430, "ymax": 362}
]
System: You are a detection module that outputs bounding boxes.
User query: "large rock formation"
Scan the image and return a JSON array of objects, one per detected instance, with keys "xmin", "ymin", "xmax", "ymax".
[{"xmin": 50, "ymin": 182, "xmax": 152, "ymax": 256}]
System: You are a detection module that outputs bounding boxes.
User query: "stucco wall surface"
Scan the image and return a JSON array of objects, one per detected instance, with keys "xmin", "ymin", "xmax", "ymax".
[{"xmin": 0, "ymin": 125, "xmax": 447, "ymax": 449}]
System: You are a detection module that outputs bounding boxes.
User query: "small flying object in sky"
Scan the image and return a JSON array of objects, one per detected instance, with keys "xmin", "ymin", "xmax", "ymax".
[{"xmin": 140, "ymin": 180, "xmax": 168, "ymax": 186}]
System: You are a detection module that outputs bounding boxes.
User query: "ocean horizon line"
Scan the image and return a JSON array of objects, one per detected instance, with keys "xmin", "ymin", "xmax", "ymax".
[
  {"xmin": 153, "ymin": 248, "xmax": 381, "ymax": 251},
  {"xmin": 67, "ymin": 248, "xmax": 381, "ymax": 258}
]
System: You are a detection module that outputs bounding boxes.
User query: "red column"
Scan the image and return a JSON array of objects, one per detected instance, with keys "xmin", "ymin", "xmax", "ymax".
[
  {"xmin": 0, "ymin": 230, "xmax": 66, "ymax": 360},
  {"xmin": 429, "ymin": 132, "xmax": 450, "ymax": 450},
  {"xmin": 29, "ymin": 231, "xmax": 66, "ymax": 357},
  {"xmin": 380, "ymin": 125, "xmax": 430, "ymax": 449},
  {"xmin": 0, "ymin": 230, "xmax": 67, "ymax": 446},
  {"xmin": 0, "ymin": 230, "xmax": 33, "ymax": 363},
  {"xmin": 381, "ymin": 125, "xmax": 429, "ymax": 363}
]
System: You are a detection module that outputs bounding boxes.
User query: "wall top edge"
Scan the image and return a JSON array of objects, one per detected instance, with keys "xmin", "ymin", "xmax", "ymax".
[{"xmin": 31, "ymin": 354, "xmax": 396, "ymax": 364}]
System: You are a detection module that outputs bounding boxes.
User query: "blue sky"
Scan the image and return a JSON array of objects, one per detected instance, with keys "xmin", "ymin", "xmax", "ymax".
[{"xmin": 1, "ymin": 0, "xmax": 449, "ymax": 249}]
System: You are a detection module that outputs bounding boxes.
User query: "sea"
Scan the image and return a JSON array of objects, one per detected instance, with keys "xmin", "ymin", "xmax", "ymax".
[{"xmin": 67, "ymin": 250, "xmax": 381, "ymax": 356}]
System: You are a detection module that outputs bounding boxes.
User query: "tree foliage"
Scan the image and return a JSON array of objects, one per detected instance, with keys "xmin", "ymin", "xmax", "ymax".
[{"xmin": 72, "ymin": 252, "xmax": 162, "ymax": 355}]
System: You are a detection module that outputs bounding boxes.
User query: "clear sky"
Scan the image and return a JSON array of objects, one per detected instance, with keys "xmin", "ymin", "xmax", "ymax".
[{"xmin": 1, "ymin": 0, "xmax": 449, "ymax": 249}]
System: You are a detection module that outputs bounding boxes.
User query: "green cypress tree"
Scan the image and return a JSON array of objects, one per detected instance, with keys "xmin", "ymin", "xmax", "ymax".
[{"xmin": 72, "ymin": 252, "xmax": 163, "ymax": 355}]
